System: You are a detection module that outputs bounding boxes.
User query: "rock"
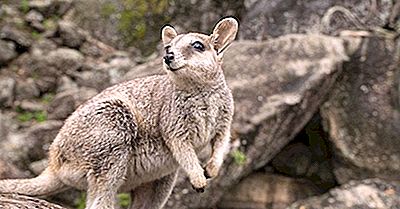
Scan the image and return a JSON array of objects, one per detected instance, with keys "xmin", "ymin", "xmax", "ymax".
[
  {"xmin": 57, "ymin": 20, "xmax": 86, "ymax": 48},
  {"xmin": 288, "ymin": 179, "xmax": 400, "ymax": 209},
  {"xmin": 25, "ymin": 10, "xmax": 44, "ymax": 23},
  {"xmin": 46, "ymin": 48, "xmax": 84, "ymax": 74},
  {"xmin": 28, "ymin": 0, "xmax": 73, "ymax": 18},
  {"xmin": 321, "ymin": 36, "xmax": 400, "ymax": 183},
  {"xmin": 0, "ymin": 120, "xmax": 62, "ymax": 166},
  {"xmin": 16, "ymin": 100, "xmax": 46, "ymax": 112},
  {"xmin": 0, "ymin": 40, "xmax": 17, "ymax": 65},
  {"xmin": 67, "ymin": 0, "xmax": 244, "ymax": 54},
  {"xmin": 73, "ymin": 68, "xmax": 111, "ymax": 91},
  {"xmin": 30, "ymin": 38, "xmax": 58, "ymax": 56},
  {"xmin": 0, "ymin": 194, "xmax": 68, "ymax": 209},
  {"xmin": 124, "ymin": 35, "xmax": 351, "ymax": 208},
  {"xmin": 25, "ymin": 120, "xmax": 64, "ymax": 161},
  {"xmin": 218, "ymin": 173, "xmax": 320, "ymax": 209},
  {"xmin": 0, "ymin": 77, "xmax": 16, "ymax": 107},
  {"xmin": 0, "ymin": 132, "xmax": 32, "ymax": 168},
  {"xmin": 271, "ymin": 143, "xmax": 312, "ymax": 177},
  {"xmin": 29, "ymin": 159, "xmax": 48, "ymax": 175},
  {"xmin": 15, "ymin": 78, "xmax": 40, "ymax": 100},
  {"xmin": 47, "ymin": 87, "xmax": 98, "ymax": 120},
  {"xmin": 56, "ymin": 75, "xmax": 78, "ymax": 92},
  {"xmin": 25, "ymin": 10, "xmax": 45, "ymax": 32},
  {"xmin": 0, "ymin": 25, "xmax": 32, "ymax": 51},
  {"xmin": 0, "ymin": 159, "xmax": 30, "ymax": 179},
  {"xmin": 240, "ymin": 0, "xmax": 394, "ymax": 40}
]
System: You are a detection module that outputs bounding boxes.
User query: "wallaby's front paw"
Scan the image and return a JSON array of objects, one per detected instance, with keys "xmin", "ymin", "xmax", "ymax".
[
  {"xmin": 204, "ymin": 162, "xmax": 219, "ymax": 179},
  {"xmin": 190, "ymin": 175, "xmax": 207, "ymax": 193}
]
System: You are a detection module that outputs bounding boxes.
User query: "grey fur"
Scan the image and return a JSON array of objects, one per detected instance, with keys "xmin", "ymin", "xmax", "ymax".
[{"xmin": 0, "ymin": 17, "xmax": 238, "ymax": 209}]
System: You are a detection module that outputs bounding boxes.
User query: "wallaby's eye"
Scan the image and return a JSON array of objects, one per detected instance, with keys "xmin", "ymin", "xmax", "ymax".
[{"xmin": 191, "ymin": 41, "xmax": 205, "ymax": 52}]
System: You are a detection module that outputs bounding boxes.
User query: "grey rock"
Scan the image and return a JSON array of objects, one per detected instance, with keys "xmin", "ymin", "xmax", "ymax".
[
  {"xmin": 0, "ymin": 77, "xmax": 16, "ymax": 107},
  {"xmin": 46, "ymin": 48, "xmax": 84, "ymax": 74},
  {"xmin": 272, "ymin": 143, "xmax": 312, "ymax": 177},
  {"xmin": 0, "ymin": 40, "xmax": 17, "ymax": 65},
  {"xmin": 47, "ymin": 87, "xmax": 97, "ymax": 120},
  {"xmin": 56, "ymin": 75, "xmax": 78, "ymax": 92},
  {"xmin": 73, "ymin": 68, "xmax": 111, "ymax": 91},
  {"xmin": 30, "ymin": 38, "xmax": 57, "ymax": 56},
  {"xmin": 57, "ymin": 20, "xmax": 86, "ymax": 48},
  {"xmin": 25, "ymin": 120, "xmax": 63, "ymax": 161},
  {"xmin": 25, "ymin": 10, "xmax": 45, "ymax": 32},
  {"xmin": 25, "ymin": 10, "xmax": 44, "ymax": 23},
  {"xmin": 218, "ymin": 173, "xmax": 320, "ymax": 209},
  {"xmin": 16, "ymin": 100, "xmax": 46, "ymax": 112},
  {"xmin": 15, "ymin": 78, "xmax": 40, "ymax": 101},
  {"xmin": 0, "ymin": 132, "xmax": 32, "ymax": 168},
  {"xmin": 67, "ymin": 0, "xmax": 244, "ymax": 54},
  {"xmin": 288, "ymin": 179, "xmax": 400, "ymax": 209},
  {"xmin": 29, "ymin": 159, "xmax": 48, "ymax": 175},
  {"xmin": 28, "ymin": 0, "xmax": 73, "ymax": 18},
  {"xmin": 240, "ymin": 0, "xmax": 394, "ymax": 40},
  {"xmin": 321, "ymin": 36, "xmax": 400, "ymax": 183},
  {"xmin": 0, "ymin": 193, "xmax": 68, "ymax": 209},
  {"xmin": 0, "ymin": 159, "xmax": 30, "ymax": 179},
  {"xmin": 0, "ymin": 25, "xmax": 32, "ymax": 50}
]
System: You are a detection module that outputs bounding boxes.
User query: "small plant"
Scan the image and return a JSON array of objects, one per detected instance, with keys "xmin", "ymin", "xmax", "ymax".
[
  {"xmin": 231, "ymin": 150, "xmax": 247, "ymax": 165},
  {"xmin": 41, "ymin": 93, "xmax": 54, "ymax": 104},
  {"xmin": 31, "ymin": 31, "xmax": 41, "ymax": 40},
  {"xmin": 117, "ymin": 193, "xmax": 131, "ymax": 208},
  {"xmin": 74, "ymin": 192, "xmax": 131, "ymax": 209},
  {"xmin": 20, "ymin": 0, "xmax": 29, "ymax": 13},
  {"xmin": 43, "ymin": 18, "xmax": 57, "ymax": 31},
  {"xmin": 16, "ymin": 108, "xmax": 47, "ymax": 123},
  {"xmin": 75, "ymin": 193, "xmax": 86, "ymax": 209}
]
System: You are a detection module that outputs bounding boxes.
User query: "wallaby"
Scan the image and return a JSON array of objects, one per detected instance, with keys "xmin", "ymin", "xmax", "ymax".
[{"xmin": 0, "ymin": 17, "xmax": 238, "ymax": 209}]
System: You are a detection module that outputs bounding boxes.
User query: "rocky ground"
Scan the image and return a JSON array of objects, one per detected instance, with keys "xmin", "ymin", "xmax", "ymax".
[{"xmin": 0, "ymin": 0, "xmax": 399, "ymax": 209}]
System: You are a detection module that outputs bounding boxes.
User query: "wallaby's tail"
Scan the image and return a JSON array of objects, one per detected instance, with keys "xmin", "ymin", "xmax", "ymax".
[{"xmin": 0, "ymin": 168, "xmax": 65, "ymax": 197}]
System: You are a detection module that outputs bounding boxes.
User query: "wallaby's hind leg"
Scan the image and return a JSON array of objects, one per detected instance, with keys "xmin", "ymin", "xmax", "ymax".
[
  {"xmin": 85, "ymin": 160, "xmax": 129, "ymax": 209},
  {"xmin": 130, "ymin": 170, "xmax": 178, "ymax": 209}
]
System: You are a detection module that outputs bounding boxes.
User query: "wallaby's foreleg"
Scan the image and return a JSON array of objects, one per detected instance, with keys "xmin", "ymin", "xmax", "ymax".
[
  {"xmin": 166, "ymin": 138, "xmax": 206, "ymax": 192},
  {"xmin": 130, "ymin": 170, "xmax": 178, "ymax": 209},
  {"xmin": 0, "ymin": 168, "xmax": 65, "ymax": 196},
  {"xmin": 204, "ymin": 127, "xmax": 231, "ymax": 178}
]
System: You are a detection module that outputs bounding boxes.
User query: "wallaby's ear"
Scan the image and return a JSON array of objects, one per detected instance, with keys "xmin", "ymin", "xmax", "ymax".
[
  {"xmin": 161, "ymin": 24, "xmax": 177, "ymax": 45},
  {"xmin": 211, "ymin": 17, "xmax": 239, "ymax": 56}
]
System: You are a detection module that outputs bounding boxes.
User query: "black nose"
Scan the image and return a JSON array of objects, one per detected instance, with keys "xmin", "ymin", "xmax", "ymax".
[{"xmin": 163, "ymin": 52, "xmax": 174, "ymax": 65}]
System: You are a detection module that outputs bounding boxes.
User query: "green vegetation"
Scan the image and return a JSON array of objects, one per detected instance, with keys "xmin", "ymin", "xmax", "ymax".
[
  {"xmin": 43, "ymin": 18, "xmax": 57, "ymax": 31},
  {"xmin": 100, "ymin": 2, "xmax": 117, "ymax": 17},
  {"xmin": 16, "ymin": 110, "xmax": 47, "ymax": 123},
  {"xmin": 74, "ymin": 192, "xmax": 131, "ymax": 209},
  {"xmin": 20, "ymin": 0, "xmax": 29, "ymax": 14},
  {"xmin": 41, "ymin": 93, "xmax": 54, "ymax": 104},
  {"xmin": 117, "ymin": 193, "xmax": 131, "ymax": 208},
  {"xmin": 231, "ymin": 150, "xmax": 247, "ymax": 165},
  {"xmin": 31, "ymin": 31, "xmax": 41, "ymax": 40},
  {"xmin": 114, "ymin": 0, "xmax": 171, "ymax": 56},
  {"xmin": 75, "ymin": 193, "xmax": 86, "ymax": 209}
]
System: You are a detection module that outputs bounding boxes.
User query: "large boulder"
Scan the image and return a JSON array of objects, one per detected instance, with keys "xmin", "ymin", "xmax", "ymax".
[
  {"xmin": 0, "ymin": 194, "xmax": 67, "ymax": 209},
  {"xmin": 288, "ymin": 179, "xmax": 400, "ymax": 209},
  {"xmin": 320, "ymin": 36, "xmax": 400, "ymax": 183},
  {"xmin": 218, "ymin": 173, "xmax": 320, "ymax": 209},
  {"xmin": 240, "ymin": 0, "xmax": 394, "ymax": 40},
  {"xmin": 122, "ymin": 34, "xmax": 352, "ymax": 208}
]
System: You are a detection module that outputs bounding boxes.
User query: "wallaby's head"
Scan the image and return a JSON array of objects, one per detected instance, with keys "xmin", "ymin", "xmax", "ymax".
[{"xmin": 161, "ymin": 17, "xmax": 238, "ymax": 87}]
